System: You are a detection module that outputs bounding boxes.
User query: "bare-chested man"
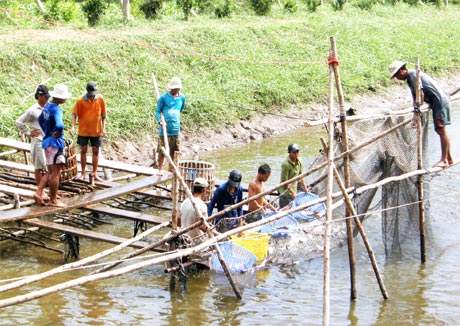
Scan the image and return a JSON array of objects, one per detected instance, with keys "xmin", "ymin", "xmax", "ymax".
[{"xmin": 246, "ymin": 164, "xmax": 277, "ymax": 223}]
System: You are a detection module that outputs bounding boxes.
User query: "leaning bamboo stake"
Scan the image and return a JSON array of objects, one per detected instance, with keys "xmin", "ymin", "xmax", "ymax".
[
  {"xmin": 160, "ymin": 147, "xmax": 242, "ymax": 299},
  {"xmin": 415, "ymin": 58, "xmax": 426, "ymax": 263},
  {"xmin": 151, "ymin": 73, "xmax": 170, "ymax": 155},
  {"xmin": 323, "ymin": 53, "xmax": 335, "ymax": 326},
  {"xmin": 329, "ymin": 36, "xmax": 356, "ymax": 300},
  {"xmin": 321, "ymin": 138, "xmax": 389, "ymax": 299},
  {"xmin": 0, "ymin": 222, "xmax": 170, "ymax": 293},
  {"xmin": 171, "ymin": 151, "xmax": 180, "ymax": 230}
]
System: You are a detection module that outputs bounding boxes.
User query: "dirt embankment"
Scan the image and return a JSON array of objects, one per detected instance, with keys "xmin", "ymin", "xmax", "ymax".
[{"xmin": 104, "ymin": 73, "xmax": 460, "ymax": 165}]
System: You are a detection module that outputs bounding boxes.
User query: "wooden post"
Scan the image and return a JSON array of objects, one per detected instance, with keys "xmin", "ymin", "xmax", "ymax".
[
  {"xmin": 415, "ymin": 58, "xmax": 426, "ymax": 263},
  {"xmin": 323, "ymin": 53, "xmax": 335, "ymax": 326},
  {"xmin": 321, "ymin": 138, "xmax": 389, "ymax": 299},
  {"xmin": 160, "ymin": 147, "xmax": 242, "ymax": 299},
  {"xmin": 329, "ymin": 36, "xmax": 357, "ymax": 300},
  {"xmin": 171, "ymin": 150, "xmax": 180, "ymax": 230},
  {"xmin": 151, "ymin": 73, "xmax": 170, "ymax": 167}
]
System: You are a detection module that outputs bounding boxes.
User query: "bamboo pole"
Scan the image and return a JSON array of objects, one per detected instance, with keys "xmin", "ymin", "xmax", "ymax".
[
  {"xmin": 321, "ymin": 138, "xmax": 389, "ymax": 299},
  {"xmin": 151, "ymin": 73, "xmax": 170, "ymax": 157},
  {"xmin": 323, "ymin": 55, "xmax": 335, "ymax": 326},
  {"xmin": 0, "ymin": 222, "xmax": 169, "ymax": 293},
  {"xmin": 415, "ymin": 58, "xmax": 426, "ymax": 263},
  {"xmin": 160, "ymin": 147, "xmax": 242, "ymax": 299},
  {"xmin": 171, "ymin": 151, "xmax": 180, "ymax": 230},
  {"xmin": 329, "ymin": 36, "xmax": 356, "ymax": 300}
]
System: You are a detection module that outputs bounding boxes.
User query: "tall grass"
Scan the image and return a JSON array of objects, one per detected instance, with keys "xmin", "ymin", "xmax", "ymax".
[{"xmin": 1, "ymin": 3, "xmax": 460, "ymax": 141}]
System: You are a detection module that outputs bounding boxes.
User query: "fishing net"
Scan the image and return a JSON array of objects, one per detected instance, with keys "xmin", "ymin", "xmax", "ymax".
[
  {"xmin": 305, "ymin": 111, "xmax": 431, "ymax": 258},
  {"xmin": 210, "ymin": 242, "xmax": 257, "ymax": 273},
  {"xmin": 290, "ymin": 192, "xmax": 327, "ymax": 221},
  {"xmin": 260, "ymin": 212, "xmax": 299, "ymax": 238}
]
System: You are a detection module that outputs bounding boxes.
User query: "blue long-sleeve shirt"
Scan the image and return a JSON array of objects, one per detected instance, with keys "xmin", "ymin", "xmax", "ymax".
[
  {"xmin": 155, "ymin": 92, "xmax": 186, "ymax": 136},
  {"xmin": 38, "ymin": 102, "xmax": 65, "ymax": 149},
  {"xmin": 207, "ymin": 181, "xmax": 244, "ymax": 228}
]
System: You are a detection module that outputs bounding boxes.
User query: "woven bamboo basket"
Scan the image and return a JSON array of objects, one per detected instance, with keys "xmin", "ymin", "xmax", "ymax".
[
  {"xmin": 178, "ymin": 160, "xmax": 215, "ymax": 202},
  {"xmin": 60, "ymin": 138, "xmax": 78, "ymax": 182}
]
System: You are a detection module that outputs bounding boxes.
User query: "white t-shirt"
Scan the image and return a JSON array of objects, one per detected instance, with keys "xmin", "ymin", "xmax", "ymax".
[{"xmin": 180, "ymin": 197, "xmax": 208, "ymax": 245}]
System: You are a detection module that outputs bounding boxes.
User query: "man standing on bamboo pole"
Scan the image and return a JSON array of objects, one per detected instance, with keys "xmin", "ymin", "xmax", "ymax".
[
  {"xmin": 155, "ymin": 77, "xmax": 186, "ymax": 173},
  {"xmin": 278, "ymin": 143, "xmax": 309, "ymax": 208},
  {"xmin": 389, "ymin": 61, "xmax": 453, "ymax": 168}
]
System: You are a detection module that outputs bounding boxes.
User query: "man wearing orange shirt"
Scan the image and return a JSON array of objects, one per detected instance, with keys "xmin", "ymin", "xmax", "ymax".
[{"xmin": 70, "ymin": 81, "xmax": 106, "ymax": 181}]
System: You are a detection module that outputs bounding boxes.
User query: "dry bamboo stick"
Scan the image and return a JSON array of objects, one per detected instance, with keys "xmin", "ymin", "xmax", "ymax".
[
  {"xmin": 415, "ymin": 58, "xmax": 426, "ymax": 263},
  {"xmin": 151, "ymin": 73, "xmax": 169, "ymax": 154},
  {"xmin": 0, "ymin": 222, "xmax": 169, "ymax": 293},
  {"xmin": 160, "ymin": 147, "xmax": 242, "ymax": 299},
  {"xmin": 321, "ymin": 138, "xmax": 389, "ymax": 299},
  {"xmin": 0, "ymin": 192, "xmax": 347, "ymax": 308},
  {"xmin": 323, "ymin": 57, "xmax": 335, "ymax": 326},
  {"xmin": 330, "ymin": 36, "xmax": 356, "ymax": 301}
]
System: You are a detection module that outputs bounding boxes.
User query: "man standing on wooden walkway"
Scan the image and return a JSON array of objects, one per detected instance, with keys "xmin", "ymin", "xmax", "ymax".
[
  {"xmin": 16, "ymin": 84, "xmax": 50, "ymax": 188},
  {"xmin": 70, "ymin": 81, "xmax": 107, "ymax": 181},
  {"xmin": 34, "ymin": 84, "xmax": 72, "ymax": 207}
]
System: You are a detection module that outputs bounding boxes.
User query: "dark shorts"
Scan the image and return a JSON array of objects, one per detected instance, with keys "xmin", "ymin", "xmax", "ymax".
[
  {"xmin": 77, "ymin": 135, "xmax": 102, "ymax": 147},
  {"xmin": 157, "ymin": 135, "xmax": 180, "ymax": 158},
  {"xmin": 433, "ymin": 105, "xmax": 451, "ymax": 131}
]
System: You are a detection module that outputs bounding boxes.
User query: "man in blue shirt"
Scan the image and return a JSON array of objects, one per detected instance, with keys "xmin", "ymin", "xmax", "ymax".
[
  {"xmin": 208, "ymin": 170, "xmax": 244, "ymax": 233},
  {"xmin": 155, "ymin": 77, "xmax": 186, "ymax": 173},
  {"xmin": 389, "ymin": 61, "xmax": 452, "ymax": 168},
  {"xmin": 34, "ymin": 84, "xmax": 72, "ymax": 207}
]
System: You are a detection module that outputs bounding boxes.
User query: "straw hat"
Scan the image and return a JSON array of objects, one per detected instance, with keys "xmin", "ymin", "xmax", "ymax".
[
  {"xmin": 49, "ymin": 84, "xmax": 72, "ymax": 99},
  {"xmin": 168, "ymin": 77, "xmax": 182, "ymax": 89},
  {"xmin": 388, "ymin": 61, "xmax": 407, "ymax": 79}
]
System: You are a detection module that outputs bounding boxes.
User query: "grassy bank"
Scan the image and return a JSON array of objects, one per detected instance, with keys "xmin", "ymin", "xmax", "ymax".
[{"xmin": 1, "ymin": 3, "xmax": 460, "ymax": 141}]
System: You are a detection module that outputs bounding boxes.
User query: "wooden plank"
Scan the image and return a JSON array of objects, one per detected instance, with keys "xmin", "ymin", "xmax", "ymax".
[
  {"xmin": 24, "ymin": 218, "xmax": 149, "ymax": 249},
  {"xmin": 0, "ymin": 185, "xmax": 35, "ymax": 198},
  {"xmin": 0, "ymin": 137, "xmax": 161, "ymax": 176},
  {"xmin": 86, "ymin": 205, "xmax": 168, "ymax": 225},
  {"xmin": 79, "ymin": 156, "xmax": 161, "ymax": 176},
  {"xmin": 0, "ymin": 173, "xmax": 171, "ymax": 223},
  {"xmin": 0, "ymin": 160, "xmax": 35, "ymax": 173},
  {"xmin": 0, "ymin": 137, "xmax": 30, "ymax": 152}
]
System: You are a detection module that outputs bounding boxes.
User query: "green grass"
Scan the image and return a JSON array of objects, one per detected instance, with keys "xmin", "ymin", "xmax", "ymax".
[{"xmin": 1, "ymin": 2, "xmax": 460, "ymax": 142}]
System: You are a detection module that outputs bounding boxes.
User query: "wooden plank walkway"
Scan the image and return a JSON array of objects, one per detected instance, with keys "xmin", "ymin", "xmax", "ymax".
[
  {"xmin": 0, "ymin": 137, "xmax": 161, "ymax": 176},
  {"xmin": 0, "ymin": 173, "xmax": 171, "ymax": 223},
  {"xmin": 0, "ymin": 184, "xmax": 35, "ymax": 198},
  {"xmin": 24, "ymin": 218, "xmax": 149, "ymax": 249},
  {"xmin": 0, "ymin": 159, "xmax": 35, "ymax": 173},
  {"xmin": 86, "ymin": 205, "xmax": 168, "ymax": 225}
]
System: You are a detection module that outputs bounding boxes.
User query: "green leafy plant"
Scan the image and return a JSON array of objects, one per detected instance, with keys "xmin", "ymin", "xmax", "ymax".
[
  {"xmin": 304, "ymin": 0, "xmax": 321, "ymax": 12},
  {"xmin": 214, "ymin": 0, "xmax": 233, "ymax": 18},
  {"xmin": 82, "ymin": 0, "xmax": 109, "ymax": 26},
  {"xmin": 176, "ymin": 0, "xmax": 194, "ymax": 19},
  {"xmin": 44, "ymin": 0, "xmax": 80, "ymax": 22},
  {"xmin": 284, "ymin": 0, "xmax": 298, "ymax": 13},
  {"xmin": 250, "ymin": 0, "xmax": 274, "ymax": 15},
  {"xmin": 140, "ymin": 0, "xmax": 163, "ymax": 19}
]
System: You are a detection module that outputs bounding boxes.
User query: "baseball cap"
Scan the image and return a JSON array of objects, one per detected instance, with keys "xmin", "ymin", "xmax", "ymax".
[
  {"xmin": 193, "ymin": 177, "xmax": 209, "ymax": 188},
  {"xmin": 288, "ymin": 143, "xmax": 300, "ymax": 153},
  {"xmin": 86, "ymin": 81, "xmax": 98, "ymax": 96},
  {"xmin": 228, "ymin": 169, "xmax": 242, "ymax": 188},
  {"xmin": 35, "ymin": 84, "xmax": 50, "ymax": 99}
]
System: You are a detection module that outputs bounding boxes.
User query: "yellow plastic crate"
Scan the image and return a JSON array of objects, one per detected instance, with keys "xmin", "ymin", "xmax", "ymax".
[{"xmin": 230, "ymin": 232, "xmax": 270, "ymax": 260}]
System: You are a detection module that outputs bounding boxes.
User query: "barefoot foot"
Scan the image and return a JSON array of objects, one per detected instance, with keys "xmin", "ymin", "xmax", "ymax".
[
  {"xmin": 33, "ymin": 194, "xmax": 46, "ymax": 206},
  {"xmin": 47, "ymin": 200, "xmax": 66, "ymax": 207},
  {"xmin": 432, "ymin": 160, "xmax": 449, "ymax": 168}
]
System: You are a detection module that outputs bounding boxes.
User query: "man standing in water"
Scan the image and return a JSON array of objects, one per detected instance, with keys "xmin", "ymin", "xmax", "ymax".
[
  {"xmin": 16, "ymin": 84, "xmax": 50, "ymax": 188},
  {"xmin": 179, "ymin": 178, "xmax": 218, "ymax": 245},
  {"xmin": 278, "ymin": 143, "xmax": 309, "ymax": 208},
  {"xmin": 246, "ymin": 164, "xmax": 277, "ymax": 223},
  {"xmin": 155, "ymin": 77, "xmax": 186, "ymax": 173},
  {"xmin": 389, "ymin": 61, "xmax": 453, "ymax": 168},
  {"xmin": 34, "ymin": 84, "xmax": 72, "ymax": 207},
  {"xmin": 208, "ymin": 169, "xmax": 244, "ymax": 232},
  {"xmin": 70, "ymin": 81, "xmax": 106, "ymax": 181}
]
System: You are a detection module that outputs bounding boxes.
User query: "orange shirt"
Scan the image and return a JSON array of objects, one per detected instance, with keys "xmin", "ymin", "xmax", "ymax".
[{"xmin": 72, "ymin": 95, "xmax": 106, "ymax": 137}]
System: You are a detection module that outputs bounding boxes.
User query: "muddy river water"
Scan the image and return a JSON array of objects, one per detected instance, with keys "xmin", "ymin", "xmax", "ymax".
[{"xmin": 1, "ymin": 104, "xmax": 460, "ymax": 325}]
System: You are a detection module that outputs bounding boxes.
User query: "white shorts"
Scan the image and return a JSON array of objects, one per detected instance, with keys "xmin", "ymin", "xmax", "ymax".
[{"xmin": 45, "ymin": 146, "xmax": 66, "ymax": 166}]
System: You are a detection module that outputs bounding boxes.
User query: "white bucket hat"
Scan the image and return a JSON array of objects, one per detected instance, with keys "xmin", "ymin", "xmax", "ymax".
[
  {"xmin": 388, "ymin": 61, "xmax": 407, "ymax": 79},
  {"xmin": 49, "ymin": 84, "xmax": 72, "ymax": 99},
  {"xmin": 193, "ymin": 177, "xmax": 209, "ymax": 188},
  {"xmin": 168, "ymin": 77, "xmax": 182, "ymax": 89}
]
